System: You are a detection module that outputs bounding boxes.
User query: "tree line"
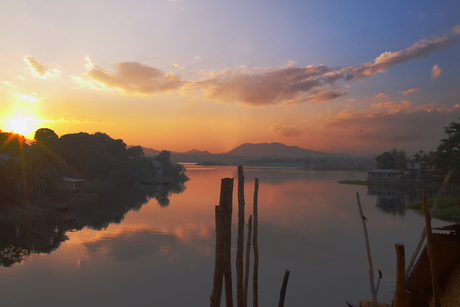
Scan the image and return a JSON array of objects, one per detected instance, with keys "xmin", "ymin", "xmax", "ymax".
[
  {"xmin": 0, "ymin": 128, "xmax": 187, "ymax": 206},
  {"xmin": 375, "ymin": 118, "xmax": 460, "ymax": 182}
]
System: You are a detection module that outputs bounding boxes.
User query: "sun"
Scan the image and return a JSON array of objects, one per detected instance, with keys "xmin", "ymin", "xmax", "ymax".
[{"xmin": 4, "ymin": 116, "xmax": 39, "ymax": 139}]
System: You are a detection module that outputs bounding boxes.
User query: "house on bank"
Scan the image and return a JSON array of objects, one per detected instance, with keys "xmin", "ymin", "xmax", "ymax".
[{"xmin": 367, "ymin": 169, "xmax": 404, "ymax": 182}]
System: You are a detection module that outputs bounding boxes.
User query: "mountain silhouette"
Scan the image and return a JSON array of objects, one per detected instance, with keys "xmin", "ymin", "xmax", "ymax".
[{"xmin": 224, "ymin": 142, "xmax": 329, "ymax": 158}]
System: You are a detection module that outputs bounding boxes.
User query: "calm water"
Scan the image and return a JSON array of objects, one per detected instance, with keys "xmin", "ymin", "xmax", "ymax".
[{"xmin": 0, "ymin": 165, "xmax": 449, "ymax": 306}]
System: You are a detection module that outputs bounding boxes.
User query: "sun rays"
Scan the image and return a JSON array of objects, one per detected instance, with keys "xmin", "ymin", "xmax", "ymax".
[{"xmin": 3, "ymin": 116, "xmax": 39, "ymax": 139}]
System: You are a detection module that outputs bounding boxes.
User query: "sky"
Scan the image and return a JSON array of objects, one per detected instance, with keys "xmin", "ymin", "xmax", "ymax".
[{"xmin": 0, "ymin": 0, "xmax": 459, "ymax": 155}]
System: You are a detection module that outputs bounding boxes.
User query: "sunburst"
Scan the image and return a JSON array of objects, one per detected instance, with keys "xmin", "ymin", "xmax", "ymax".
[{"xmin": 4, "ymin": 116, "xmax": 38, "ymax": 139}]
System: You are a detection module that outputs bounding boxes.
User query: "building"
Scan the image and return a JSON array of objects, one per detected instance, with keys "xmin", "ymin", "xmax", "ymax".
[
  {"xmin": 367, "ymin": 169, "xmax": 404, "ymax": 182},
  {"xmin": 58, "ymin": 177, "xmax": 84, "ymax": 192}
]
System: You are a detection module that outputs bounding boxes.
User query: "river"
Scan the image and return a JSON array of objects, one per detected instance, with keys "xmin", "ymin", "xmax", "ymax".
[{"xmin": 0, "ymin": 165, "xmax": 449, "ymax": 306}]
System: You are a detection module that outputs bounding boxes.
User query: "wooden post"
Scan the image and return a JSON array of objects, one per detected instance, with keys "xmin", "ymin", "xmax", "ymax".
[
  {"xmin": 210, "ymin": 205, "xmax": 224, "ymax": 307},
  {"xmin": 221, "ymin": 178, "xmax": 234, "ymax": 307},
  {"xmin": 394, "ymin": 244, "xmax": 405, "ymax": 307},
  {"xmin": 253, "ymin": 178, "xmax": 259, "ymax": 307},
  {"xmin": 356, "ymin": 192, "xmax": 378, "ymax": 306},
  {"xmin": 237, "ymin": 166, "xmax": 245, "ymax": 307},
  {"xmin": 405, "ymin": 170, "xmax": 453, "ymax": 278},
  {"xmin": 422, "ymin": 190, "xmax": 440, "ymax": 307},
  {"xmin": 278, "ymin": 270, "xmax": 291, "ymax": 307},
  {"xmin": 244, "ymin": 215, "xmax": 252, "ymax": 307}
]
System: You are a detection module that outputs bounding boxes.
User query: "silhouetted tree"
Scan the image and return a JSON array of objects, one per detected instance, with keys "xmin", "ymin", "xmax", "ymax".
[
  {"xmin": 375, "ymin": 149, "xmax": 406, "ymax": 169},
  {"xmin": 434, "ymin": 119, "xmax": 460, "ymax": 181}
]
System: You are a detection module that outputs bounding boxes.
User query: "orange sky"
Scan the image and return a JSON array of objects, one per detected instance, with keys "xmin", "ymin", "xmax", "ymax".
[{"xmin": 1, "ymin": 2, "xmax": 460, "ymax": 155}]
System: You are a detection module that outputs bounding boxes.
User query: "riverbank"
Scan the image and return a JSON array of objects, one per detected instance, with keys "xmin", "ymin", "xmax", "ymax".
[{"xmin": 338, "ymin": 180, "xmax": 438, "ymax": 189}]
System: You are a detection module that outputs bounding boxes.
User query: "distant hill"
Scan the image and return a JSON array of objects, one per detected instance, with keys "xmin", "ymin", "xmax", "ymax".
[
  {"xmin": 181, "ymin": 149, "xmax": 212, "ymax": 155},
  {"xmin": 224, "ymin": 142, "xmax": 329, "ymax": 158},
  {"xmin": 139, "ymin": 142, "xmax": 354, "ymax": 164}
]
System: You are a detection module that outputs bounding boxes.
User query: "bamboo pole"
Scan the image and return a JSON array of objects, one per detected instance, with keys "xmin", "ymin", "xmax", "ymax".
[
  {"xmin": 244, "ymin": 215, "xmax": 252, "ymax": 307},
  {"xmin": 422, "ymin": 190, "xmax": 440, "ymax": 307},
  {"xmin": 356, "ymin": 192, "xmax": 378, "ymax": 306},
  {"xmin": 237, "ymin": 166, "xmax": 245, "ymax": 307},
  {"xmin": 221, "ymin": 178, "xmax": 234, "ymax": 307},
  {"xmin": 253, "ymin": 178, "xmax": 259, "ymax": 307},
  {"xmin": 394, "ymin": 244, "xmax": 405, "ymax": 307},
  {"xmin": 210, "ymin": 205, "xmax": 224, "ymax": 307},
  {"xmin": 278, "ymin": 270, "xmax": 291, "ymax": 307},
  {"xmin": 405, "ymin": 170, "xmax": 453, "ymax": 278}
]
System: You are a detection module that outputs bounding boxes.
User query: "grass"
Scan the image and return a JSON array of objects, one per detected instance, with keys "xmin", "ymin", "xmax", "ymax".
[{"xmin": 408, "ymin": 196, "xmax": 460, "ymax": 223}]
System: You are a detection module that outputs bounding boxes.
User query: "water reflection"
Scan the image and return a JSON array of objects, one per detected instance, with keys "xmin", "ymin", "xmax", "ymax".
[
  {"xmin": 0, "ymin": 166, "xmax": 451, "ymax": 307},
  {"xmin": 369, "ymin": 185, "xmax": 438, "ymax": 217},
  {"xmin": 0, "ymin": 180, "xmax": 186, "ymax": 267}
]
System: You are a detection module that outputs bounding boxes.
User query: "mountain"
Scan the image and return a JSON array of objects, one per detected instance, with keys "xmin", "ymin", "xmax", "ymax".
[
  {"xmin": 224, "ymin": 142, "xmax": 329, "ymax": 158},
  {"xmin": 181, "ymin": 149, "xmax": 212, "ymax": 155}
]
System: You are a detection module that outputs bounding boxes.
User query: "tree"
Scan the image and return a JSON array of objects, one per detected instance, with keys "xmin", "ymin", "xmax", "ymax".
[
  {"xmin": 434, "ymin": 119, "xmax": 460, "ymax": 180},
  {"xmin": 34, "ymin": 128, "xmax": 59, "ymax": 150},
  {"xmin": 375, "ymin": 149, "xmax": 407, "ymax": 169}
]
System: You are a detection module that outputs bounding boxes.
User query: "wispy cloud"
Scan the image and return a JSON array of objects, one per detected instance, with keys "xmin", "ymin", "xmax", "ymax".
[
  {"xmin": 403, "ymin": 88, "xmax": 420, "ymax": 95},
  {"xmin": 432, "ymin": 64, "xmax": 442, "ymax": 79},
  {"xmin": 453, "ymin": 25, "xmax": 460, "ymax": 34},
  {"xmin": 181, "ymin": 31, "xmax": 457, "ymax": 107},
  {"xmin": 74, "ymin": 56, "xmax": 187, "ymax": 95},
  {"xmin": 2, "ymin": 81, "xmax": 13, "ymax": 87},
  {"xmin": 372, "ymin": 100, "xmax": 413, "ymax": 114},
  {"xmin": 345, "ymin": 36, "xmax": 456, "ymax": 80},
  {"xmin": 170, "ymin": 63, "xmax": 185, "ymax": 70},
  {"xmin": 372, "ymin": 93, "xmax": 389, "ymax": 100},
  {"xmin": 23, "ymin": 55, "xmax": 62, "ymax": 79},
  {"xmin": 322, "ymin": 105, "xmax": 460, "ymax": 153},
  {"xmin": 270, "ymin": 124, "xmax": 303, "ymax": 137},
  {"xmin": 182, "ymin": 63, "xmax": 347, "ymax": 107},
  {"xmin": 14, "ymin": 93, "xmax": 42, "ymax": 102}
]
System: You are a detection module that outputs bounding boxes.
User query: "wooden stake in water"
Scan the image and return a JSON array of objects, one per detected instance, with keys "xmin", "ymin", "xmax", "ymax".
[
  {"xmin": 394, "ymin": 244, "xmax": 405, "ymax": 307},
  {"xmin": 253, "ymin": 178, "xmax": 259, "ymax": 307},
  {"xmin": 244, "ymin": 215, "xmax": 253, "ymax": 307},
  {"xmin": 278, "ymin": 270, "xmax": 291, "ymax": 307},
  {"xmin": 236, "ymin": 166, "xmax": 245, "ymax": 307},
  {"xmin": 422, "ymin": 190, "xmax": 440, "ymax": 307},
  {"xmin": 356, "ymin": 192, "xmax": 378, "ymax": 306},
  {"xmin": 211, "ymin": 178, "xmax": 234, "ymax": 307}
]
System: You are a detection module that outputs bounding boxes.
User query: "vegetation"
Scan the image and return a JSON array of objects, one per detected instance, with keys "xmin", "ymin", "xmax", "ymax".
[
  {"xmin": 375, "ymin": 148, "xmax": 407, "ymax": 169},
  {"xmin": 0, "ymin": 128, "xmax": 189, "ymax": 266},
  {"xmin": 408, "ymin": 196, "xmax": 460, "ymax": 223},
  {"xmin": 433, "ymin": 119, "xmax": 460, "ymax": 183}
]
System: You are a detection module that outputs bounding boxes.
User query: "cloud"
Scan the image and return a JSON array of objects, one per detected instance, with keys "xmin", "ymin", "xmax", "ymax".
[
  {"xmin": 270, "ymin": 125, "xmax": 303, "ymax": 137},
  {"xmin": 432, "ymin": 64, "xmax": 442, "ymax": 79},
  {"xmin": 453, "ymin": 25, "xmax": 460, "ymax": 34},
  {"xmin": 194, "ymin": 55, "xmax": 201, "ymax": 60},
  {"xmin": 170, "ymin": 63, "xmax": 185, "ymax": 70},
  {"xmin": 371, "ymin": 100, "xmax": 459, "ymax": 115},
  {"xmin": 75, "ymin": 57, "xmax": 186, "ymax": 95},
  {"xmin": 346, "ymin": 36, "xmax": 456, "ymax": 80},
  {"xmin": 403, "ymin": 88, "xmax": 420, "ymax": 95},
  {"xmin": 14, "ymin": 93, "xmax": 43, "ymax": 102},
  {"xmin": 450, "ymin": 90, "xmax": 459, "ymax": 96},
  {"xmin": 372, "ymin": 100, "xmax": 413, "ymax": 114},
  {"xmin": 23, "ymin": 55, "xmax": 62, "ymax": 79},
  {"xmin": 181, "ymin": 31, "xmax": 457, "ymax": 107},
  {"xmin": 323, "ymin": 107, "xmax": 460, "ymax": 152},
  {"xmin": 415, "ymin": 102, "xmax": 460, "ymax": 113},
  {"xmin": 182, "ymin": 64, "xmax": 348, "ymax": 106},
  {"xmin": 2, "ymin": 81, "xmax": 13, "ymax": 87},
  {"xmin": 372, "ymin": 93, "xmax": 389, "ymax": 100}
]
